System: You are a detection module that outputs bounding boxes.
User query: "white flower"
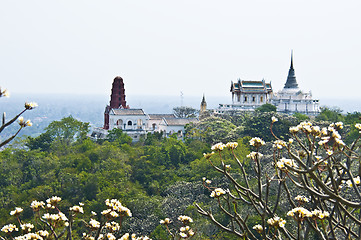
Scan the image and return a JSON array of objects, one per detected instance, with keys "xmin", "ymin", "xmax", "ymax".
[
  {"xmin": 311, "ymin": 209, "xmax": 330, "ymax": 220},
  {"xmin": 178, "ymin": 215, "xmax": 193, "ymax": 223},
  {"xmin": 294, "ymin": 195, "xmax": 309, "ymax": 203},
  {"xmin": 30, "ymin": 200, "xmax": 45, "ymax": 211},
  {"xmin": 267, "ymin": 216, "xmax": 286, "ymax": 228},
  {"xmin": 249, "ymin": 137, "xmax": 265, "ymax": 147},
  {"xmin": 272, "ymin": 116, "xmax": 278, "ymax": 123},
  {"xmin": 287, "ymin": 207, "xmax": 312, "ymax": 219},
  {"xmin": 1, "ymin": 224, "xmax": 18, "ymax": 233},
  {"xmin": 205, "ymin": 179, "xmax": 212, "ymax": 184},
  {"xmin": 70, "ymin": 205, "xmax": 84, "ymax": 214},
  {"xmin": 10, "ymin": 207, "xmax": 23, "ymax": 216},
  {"xmin": 211, "ymin": 142, "xmax": 226, "ymax": 151},
  {"xmin": 253, "ymin": 224, "xmax": 263, "ymax": 233},
  {"xmin": 160, "ymin": 218, "xmax": 171, "ymax": 225},
  {"xmin": 226, "ymin": 142, "xmax": 238, "ymax": 149},
  {"xmin": 247, "ymin": 151, "xmax": 263, "ymax": 160},
  {"xmin": 25, "ymin": 102, "xmax": 38, "ymax": 110},
  {"xmin": 210, "ymin": 188, "xmax": 226, "ymax": 198},
  {"xmin": 89, "ymin": 219, "xmax": 100, "ymax": 229}
]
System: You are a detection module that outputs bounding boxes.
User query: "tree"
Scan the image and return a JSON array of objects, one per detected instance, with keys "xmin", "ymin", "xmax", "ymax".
[
  {"xmin": 255, "ymin": 103, "xmax": 277, "ymax": 112},
  {"xmin": 106, "ymin": 128, "xmax": 132, "ymax": 145},
  {"xmin": 315, "ymin": 107, "xmax": 345, "ymax": 122},
  {"xmin": 196, "ymin": 119, "xmax": 361, "ymax": 239},
  {"xmin": 44, "ymin": 116, "xmax": 89, "ymax": 145},
  {"xmin": 173, "ymin": 106, "xmax": 198, "ymax": 118}
]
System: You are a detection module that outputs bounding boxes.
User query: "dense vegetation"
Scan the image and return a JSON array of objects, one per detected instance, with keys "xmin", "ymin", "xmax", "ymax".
[{"xmin": 1, "ymin": 106, "xmax": 361, "ymax": 239}]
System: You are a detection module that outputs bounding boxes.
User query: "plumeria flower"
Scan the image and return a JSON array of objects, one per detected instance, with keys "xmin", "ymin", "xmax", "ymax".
[
  {"xmin": 253, "ymin": 224, "xmax": 263, "ymax": 233},
  {"xmin": 24, "ymin": 102, "xmax": 38, "ymax": 110},
  {"xmin": 10, "ymin": 207, "xmax": 23, "ymax": 216},
  {"xmin": 225, "ymin": 142, "xmax": 238, "ymax": 149},
  {"xmin": 272, "ymin": 116, "xmax": 278, "ymax": 123},
  {"xmin": 210, "ymin": 188, "xmax": 226, "ymax": 198},
  {"xmin": 267, "ymin": 216, "xmax": 286, "ymax": 228},
  {"xmin": 211, "ymin": 142, "xmax": 226, "ymax": 151},
  {"xmin": 249, "ymin": 137, "xmax": 265, "ymax": 147}
]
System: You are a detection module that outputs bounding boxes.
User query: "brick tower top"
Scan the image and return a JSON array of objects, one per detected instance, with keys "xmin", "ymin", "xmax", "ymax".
[{"xmin": 109, "ymin": 76, "xmax": 128, "ymax": 109}]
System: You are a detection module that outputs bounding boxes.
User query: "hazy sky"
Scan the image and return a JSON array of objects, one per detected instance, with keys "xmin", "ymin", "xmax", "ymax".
[{"xmin": 1, "ymin": 0, "xmax": 360, "ymax": 101}]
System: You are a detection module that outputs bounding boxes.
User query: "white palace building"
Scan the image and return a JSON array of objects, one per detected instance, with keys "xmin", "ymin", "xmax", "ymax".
[{"xmin": 216, "ymin": 52, "xmax": 320, "ymax": 115}]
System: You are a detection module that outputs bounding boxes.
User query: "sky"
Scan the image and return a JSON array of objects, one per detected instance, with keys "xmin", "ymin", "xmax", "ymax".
[{"xmin": 1, "ymin": 0, "xmax": 360, "ymax": 102}]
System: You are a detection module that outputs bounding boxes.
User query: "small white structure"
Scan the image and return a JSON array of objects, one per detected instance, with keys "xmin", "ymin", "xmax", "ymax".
[
  {"xmin": 159, "ymin": 118, "xmax": 199, "ymax": 138},
  {"xmin": 216, "ymin": 79, "xmax": 273, "ymax": 113},
  {"xmin": 271, "ymin": 53, "xmax": 320, "ymax": 115},
  {"xmin": 147, "ymin": 114, "xmax": 176, "ymax": 131}
]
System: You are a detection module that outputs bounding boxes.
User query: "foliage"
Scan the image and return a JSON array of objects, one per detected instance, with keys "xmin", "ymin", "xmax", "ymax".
[
  {"xmin": 255, "ymin": 103, "xmax": 277, "ymax": 112},
  {"xmin": 185, "ymin": 116, "xmax": 237, "ymax": 144},
  {"xmin": 315, "ymin": 107, "xmax": 345, "ymax": 122},
  {"xmin": 173, "ymin": 106, "xmax": 198, "ymax": 118}
]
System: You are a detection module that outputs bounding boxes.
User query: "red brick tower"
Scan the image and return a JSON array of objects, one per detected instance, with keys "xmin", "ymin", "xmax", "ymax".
[{"xmin": 104, "ymin": 76, "xmax": 128, "ymax": 129}]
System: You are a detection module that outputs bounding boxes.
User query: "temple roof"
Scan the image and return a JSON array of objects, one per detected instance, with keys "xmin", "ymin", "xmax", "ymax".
[
  {"xmin": 161, "ymin": 118, "xmax": 198, "ymax": 126},
  {"xmin": 284, "ymin": 51, "xmax": 299, "ymax": 89},
  {"xmin": 148, "ymin": 114, "xmax": 176, "ymax": 120},
  {"xmin": 110, "ymin": 109, "xmax": 146, "ymax": 116}
]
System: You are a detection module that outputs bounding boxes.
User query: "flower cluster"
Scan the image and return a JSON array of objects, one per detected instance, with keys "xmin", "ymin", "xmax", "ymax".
[
  {"xmin": 10, "ymin": 207, "xmax": 23, "ymax": 216},
  {"xmin": 20, "ymin": 223, "xmax": 34, "ymax": 232},
  {"xmin": 345, "ymin": 176, "xmax": 361, "ymax": 187},
  {"xmin": 1, "ymin": 224, "xmax": 18, "ymax": 233},
  {"xmin": 46, "ymin": 196, "xmax": 61, "ymax": 206},
  {"xmin": 159, "ymin": 218, "xmax": 171, "ymax": 225},
  {"xmin": 271, "ymin": 116, "xmax": 278, "ymax": 123},
  {"xmin": 287, "ymin": 207, "xmax": 312, "ymax": 220},
  {"xmin": 179, "ymin": 225, "xmax": 195, "ymax": 238},
  {"xmin": 226, "ymin": 142, "xmax": 238, "ymax": 149},
  {"xmin": 311, "ymin": 209, "xmax": 330, "ymax": 220},
  {"xmin": 249, "ymin": 137, "xmax": 265, "ymax": 148},
  {"xmin": 318, "ymin": 123, "xmax": 345, "ymax": 147},
  {"xmin": 247, "ymin": 151, "xmax": 263, "ymax": 160},
  {"xmin": 30, "ymin": 200, "xmax": 45, "ymax": 211},
  {"xmin": 202, "ymin": 177, "xmax": 212, "ymax": 185},
  {"xmin": 203, "ymin": 152, "xmax": 214, "ymax": 159},
  {"xmin": 210, "ymin": 188, "xmax": 226, "ymax": 198},
  {"xmin": 276, "ymin": 157, "xmax": 297, "ymax": 170},
  {"xmin": 69, "ymin": 205, "xmax": 84, "ymax": 214},
  {"xmin": 267, "ymin": 216, "xmax": 286, "ymax": 228},
  {"xmin": 253, "ymin": 224, "xmax": 263, "ymax": 233},
  {"xmin": 211, "ymin": 142, "xmax": 226, "ymax": 151},
  {"xmin": 24, "ymin": 102, "xmax": 38, "ymax": 110},
  {"xmin": 0, "ymin": 88, "xmax": 9, "ymax": 97},
  {"xmin": 294, "ymin": 195, "xmax": 309, "ymax": 204},
  {"xmin": 18, "ymin": 117, "xmax": 32, "ymax": 127},
  {"xmin": 103, "ymin": 198, "xmax": 132, "ymax": 218},
  {"xmin": 89, "ymin": 218, "xmax": 101, "ymax": 230},
  {"xmin": 105, "ymin": 221, "xmax": 120, "ymax": 232},
  {"xmin": 178, "ymin": 215, "xmax": 193, "ymax": 224},
  {"xmin": 119, "ymin": 233, "xmax": 151, "ymax": 240},
  {"xmin": 273, "ymin": 140, "xmax": 287, "ymax": 149}
]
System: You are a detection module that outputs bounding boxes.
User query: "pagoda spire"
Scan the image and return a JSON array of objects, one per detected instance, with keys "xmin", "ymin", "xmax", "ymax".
[{"xmin": 284, "ymin": 50, "xmax": 299, "ymax": 89}]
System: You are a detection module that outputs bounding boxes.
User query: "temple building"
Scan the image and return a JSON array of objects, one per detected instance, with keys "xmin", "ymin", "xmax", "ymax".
[
  {"xmin": 216, "ymin": 79, "xmax": 273, "ymax": 113},
  {"xmin": 271, "ymin": 52, "xmax": 320, "ymax": 114},
  {"xmin": 91, "ymin": 76, "xmax": 198, "ymax": 141},
  {"xmin": 216, "ymin": 52, "xmax": 320, "ymax": 115}
]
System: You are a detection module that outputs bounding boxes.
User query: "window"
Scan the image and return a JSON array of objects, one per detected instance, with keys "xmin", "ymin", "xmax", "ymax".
[
  {"xmin": 260, "ymin": 96, "xmax": 263, "ymax": 102},
  {"xmin": 252, "ymin": 97, "xmax": 255, "ymax": 102},
  {"xmin": 127, "ymin": 121, "xmax": 132, "ymax": 126},
  {"xmin": 244, "ymin": 96, "xmax": 247, "ymax": 102}
]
